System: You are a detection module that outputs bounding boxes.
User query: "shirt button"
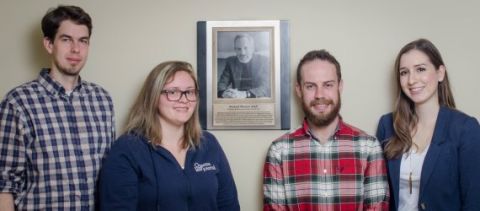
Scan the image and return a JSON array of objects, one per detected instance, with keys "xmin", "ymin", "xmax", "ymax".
[
  {"xmin": 420, "ymin": 202, "xmax": 426, "ymax": 210},
  {"xmin": 323, "ymin": 169, "xmax": 327, "ymax": 174}
]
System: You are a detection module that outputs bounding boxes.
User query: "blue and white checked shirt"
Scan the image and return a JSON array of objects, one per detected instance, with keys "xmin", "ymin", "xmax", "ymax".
[{"xmin": 0, "ymin": 69, "xmax": 115, "ymax": 210}]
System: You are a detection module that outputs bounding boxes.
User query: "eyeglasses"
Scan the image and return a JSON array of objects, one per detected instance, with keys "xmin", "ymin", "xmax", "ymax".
[{"xmin": 161, "ymin": 89, "xmax": 198, "ymax": 102}]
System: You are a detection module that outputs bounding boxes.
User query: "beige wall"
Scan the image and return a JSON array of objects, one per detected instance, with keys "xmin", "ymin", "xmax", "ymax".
[{"xmin": 1, "ymin": 1, "xmax": 479, "ymax": 210}]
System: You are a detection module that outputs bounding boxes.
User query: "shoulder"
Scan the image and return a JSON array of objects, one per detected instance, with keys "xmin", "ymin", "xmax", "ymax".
[
  {"xmin": 376, "ymin": 113, "xmax": 394, "ymax": 132},
  {"xmin": 273, "ymin": 126, "xmax": 304, "ymax": 142},
  {"xmin": 442, "ymin": 107, "xmax": 476, "ymax": 123},
  {"xmin": 254, "ymin": 53, "xmax": 269, "ymax": 60},
  {"xmin": 268, "ymin": 127, "xmax": 304, "ymax": 151},
  {"xmin": 252, "ymin": 54, "xmax": 269, "ymax": 64},
  {"xmin": 199, "ymin": 131, "xmax": 221, "ymax": 150},
  {"xmin": 225, "ymin": 56, "xmax": 238, "ymax": 64},
  {"xmin": 1, "ymin": 80, "xmax": 42, "ymax": 113},
  {"xmin": 102, "ymin": 133, "xmax": 150, "ymax": 175},
  {"xmin": 265, "ymin": 128, "xmax": 305, "ymax": 161},
  {"xmin": 378, "ymin": 113, "xmax": 393, "ymax": 125},
  {"xmin": 110, "ymin": 133, "xmax": 149, "ymax": 153},
  {"xmin": 441, "ymin": 107, "xmax": 480, "ymax": 133},
  {"xmin": 81, "ymin": 81, "xmax": 113, "ymax": 100},
  {"xmin": 1, "ymin": 80, "xmax": 40, "ymax": 104},
  {"xmin": 339, "ymin": 121, "xmax": 377, "ymax": 142},
  {"xmin": 375, "ymin": 112, "xmax": 394, "ymax": 143}
]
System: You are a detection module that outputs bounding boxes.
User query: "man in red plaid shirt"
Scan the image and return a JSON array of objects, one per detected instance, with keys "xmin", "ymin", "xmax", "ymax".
[{"xmin": 263, "ymin": 50, "xmax": 389, "ymax": 210}]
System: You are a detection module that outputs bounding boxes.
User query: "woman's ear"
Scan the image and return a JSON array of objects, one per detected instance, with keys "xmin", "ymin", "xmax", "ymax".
[{"xmin": 437, "ymin": 65, "xmax": 446, "ymax": 82}]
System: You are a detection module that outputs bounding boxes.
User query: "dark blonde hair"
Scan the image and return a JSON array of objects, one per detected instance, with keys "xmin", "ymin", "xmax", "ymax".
[
  {"xmin": 124, "ymin": 61, "xmax": 202, "ymax": 148},
  {"xmin": 385, "ymin": 39, "xmax": 456, "ymax": 159}
]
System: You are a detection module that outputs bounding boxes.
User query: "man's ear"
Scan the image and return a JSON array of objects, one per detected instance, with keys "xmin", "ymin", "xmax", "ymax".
[
  {"xmin": 43, "ymin": 37, "xmax": 53, "ymax": 54},
  {"xmin": 338, "ymin": 79, "xmax": 344, "ymax": 93},
  {"xmin": 295, "ymin": 83, "xmax": 302, "ymax": 98}
]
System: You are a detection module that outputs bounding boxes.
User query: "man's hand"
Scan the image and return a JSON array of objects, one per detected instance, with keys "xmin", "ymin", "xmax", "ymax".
[
  {"xmin": 0, "ymin": 193, "xmax": 15, "ymax": 211},
  {"xmin": 221, "ymin": 89, "xmax": 247, "ymax": 98}
]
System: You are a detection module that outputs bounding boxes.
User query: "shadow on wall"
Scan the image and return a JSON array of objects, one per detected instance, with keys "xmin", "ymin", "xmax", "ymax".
[
  {"xmin": 387, "ymin": 59, "xmax": 397, "ymax": 109},
  {"xmin": 29, "ymin": 23, "xmax": 50, "ymax": 74},
  {"xmin": 257, "ymin": 148, "xmax": 266, "ymax": 211}
]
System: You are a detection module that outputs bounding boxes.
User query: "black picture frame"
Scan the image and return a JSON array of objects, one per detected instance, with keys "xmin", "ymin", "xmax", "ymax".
[{"xmin": 197, "ymin": 20, "xmax": 290, "ymax": 130}]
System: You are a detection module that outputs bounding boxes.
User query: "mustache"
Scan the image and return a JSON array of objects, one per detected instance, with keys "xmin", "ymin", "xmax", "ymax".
[{"xmin": 310, "ymin": 98, "xmax": 333, "ymax": 106}]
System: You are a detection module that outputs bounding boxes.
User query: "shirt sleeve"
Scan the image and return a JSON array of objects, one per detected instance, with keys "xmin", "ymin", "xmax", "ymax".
[
  {"xmin": 0, "ymin": 100, "xmax": 27, "ymax": 194},
  {"xmin": 99, "ymin": 138, "xmax": 139, "ymax": 210},
  {"xmin": 375, "ymin": 116, "xmax": 387, "ymax": 142},
  {"xmin": 109, "ymin": 101, "xmax": 116, "ymax": 146},
  {"xmin": 217, "ymin": 60, "xmax": 233, "ymax": 97},
  {"xmin": 263, "ymin": 143, "xmax": 288, "ymax": 211},
  {"xmin": 363, "ymin": 138, "xmax": 389, "ymax": 211},
  {"xmin": 210, "ymin": 134, "xmax": 240, "ymax": 211},
  {"xmin": 459, "ymin": 117, "xmax": 480, "ymax": 210}
]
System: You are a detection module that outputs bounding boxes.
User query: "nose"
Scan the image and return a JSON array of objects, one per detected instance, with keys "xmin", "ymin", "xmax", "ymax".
[
  {"xmin": 313, "ymin": 87, "xmax": 325, "ymax": 99},
  {"xmin": 408, "ymin": 71, "xmax": 418, "ymax": 85},
  {"xmin": 240, "ymin": 48, "xmax": 247, "ymax": 55},
  {"xmin": 178, "ymin": 92, "xmax": 189, "ymax": 103},
  {"xmin": 71, "ymin": 41, "xmax": 80, "ymax": 53}
]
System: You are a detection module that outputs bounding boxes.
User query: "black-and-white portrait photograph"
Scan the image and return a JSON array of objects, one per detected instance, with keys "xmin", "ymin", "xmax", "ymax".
[
  {"xmin": 216, "ymin": 31, "xmax": 271, "ymax": 99},
  {"xmin": 197, "ymin": 20, "xmax": 290, "ymax": 130}
]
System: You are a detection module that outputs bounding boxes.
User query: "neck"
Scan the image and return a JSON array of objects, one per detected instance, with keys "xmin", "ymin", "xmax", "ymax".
[
  {"xmin": 309, "ymin": 116, "xmax": 339, "ymax": 144},
  {"xmin": 415, "ymin": 101, "xmax": 440, "ymax": 125},
  {"xmin": 49, "ymin": 67, "xmax": 79, "ymax": 91},
  {"xmin": 160, "ymin": 119, "xmax": 185, "ymax": 148}
]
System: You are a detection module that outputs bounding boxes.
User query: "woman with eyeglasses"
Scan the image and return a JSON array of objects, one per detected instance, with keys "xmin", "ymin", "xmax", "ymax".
[{"xmin": 99, "ymin": 61, "xmax": 240, "ymax": 210}]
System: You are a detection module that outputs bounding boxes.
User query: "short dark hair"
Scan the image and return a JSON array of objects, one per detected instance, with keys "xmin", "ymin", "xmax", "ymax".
[
  {"xmin": 296, "ymin": 49, "xmax": 341, "ymax": 84},
  {"xmin": 41, "ymin": 5, "xmax": 92, "ymax": 42}
]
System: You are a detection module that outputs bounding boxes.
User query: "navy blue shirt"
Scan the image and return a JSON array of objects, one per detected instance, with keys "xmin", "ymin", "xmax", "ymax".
[{"xmin": 99, "ymin": 131, "xmax": 240, "ymax": 211}]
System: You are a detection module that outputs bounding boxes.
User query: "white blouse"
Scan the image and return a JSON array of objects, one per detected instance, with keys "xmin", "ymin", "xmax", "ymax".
[{"xmin": 398, "ymin": 145, "xmax": 430, "ymax": 211}]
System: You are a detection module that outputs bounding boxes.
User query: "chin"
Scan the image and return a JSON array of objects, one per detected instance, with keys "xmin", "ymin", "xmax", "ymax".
[{"xmin": 407, "ymin": 95, "xmax": 426, "ymax": 104}]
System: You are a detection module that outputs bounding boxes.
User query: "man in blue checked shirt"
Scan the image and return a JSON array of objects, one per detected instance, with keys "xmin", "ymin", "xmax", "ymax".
[{"xmin": 0, "ymin": 5, "xmax": 115, "ymax": 210}]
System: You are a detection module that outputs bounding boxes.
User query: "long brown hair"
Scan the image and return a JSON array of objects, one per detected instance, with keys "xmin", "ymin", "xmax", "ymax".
[
  {"xmin": 124, "ymin": 61, "xmax": 202, "ymax": 149},
  {"xmin": 385, "ymin": 39, "xmax": 456, "ymax": 159}
]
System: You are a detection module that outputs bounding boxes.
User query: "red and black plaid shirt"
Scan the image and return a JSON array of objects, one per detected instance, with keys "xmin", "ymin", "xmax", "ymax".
[{"xmin": 263, "ymin": 119, "xmax": 389, "ymax": 211}]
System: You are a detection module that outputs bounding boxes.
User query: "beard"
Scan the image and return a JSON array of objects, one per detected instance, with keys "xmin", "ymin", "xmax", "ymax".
[
  {"xmin": 302, "ymin": 94, "xmax": 341, "ymax": 127},
  {"xmin": 237, "ymin": 53, "xmax": 253, "ymax": 63},
  {"xmin": 53, "ymin": 59, "xmax": 84, "ymax": 77}
]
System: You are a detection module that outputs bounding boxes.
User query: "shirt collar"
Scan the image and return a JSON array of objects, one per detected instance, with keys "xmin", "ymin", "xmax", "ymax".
[
  {"xmin": 299, "ymin": 116, "xmax": 348, "ymax": 143},
  {"xmin": 38, "ymin": 68, "xmax": 84, "ymax": 96}
]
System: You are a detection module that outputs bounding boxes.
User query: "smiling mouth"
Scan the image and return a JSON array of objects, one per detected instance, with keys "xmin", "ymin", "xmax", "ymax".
[
  {"xmin": 312, "ymin": 104, "xmax": 330, "ymax": 112},
  {"xmin": 174, "ymin": 107, "xmax": 190, "ymax": 112},
  {"xmin": 409, "ymin": 87, "xmax": 424, "ymax": 94}
]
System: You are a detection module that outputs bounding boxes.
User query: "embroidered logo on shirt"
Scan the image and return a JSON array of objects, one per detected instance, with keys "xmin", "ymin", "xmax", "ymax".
[{"xmin": 194, "ymin": 162, "xmax": 217, "ymax": 172}]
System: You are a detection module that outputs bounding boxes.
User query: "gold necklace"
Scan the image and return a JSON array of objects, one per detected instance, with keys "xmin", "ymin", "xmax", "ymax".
[{"xmin": 408, "ymin": 151, "xmax": 413, "ymax": 194}]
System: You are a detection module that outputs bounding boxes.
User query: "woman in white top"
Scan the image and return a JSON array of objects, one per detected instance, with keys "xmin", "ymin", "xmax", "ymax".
[{"xmin": 376, "ymin": 38, "xmax": 480, "ymax": 211}]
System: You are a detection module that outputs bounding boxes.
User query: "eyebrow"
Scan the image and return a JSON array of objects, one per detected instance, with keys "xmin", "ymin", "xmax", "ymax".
[
  {"xmin": 414, "ymin": 63, "xmax": 427, "ymax": 67},
  {"xmin": 399, "ymin": 63, "xmax": 427, "ymax": 70},
  {"xmin": 58, "ymin": 34, "xmax": 90, "ymax": 40},
  {"xmin": 163, "ymin": 86, "xmax": 196, "ymax": 90},
  {"xmin": 59, "ymin": 34, "xmax": 72, "ymax": 39},
  {"xmin": 303, "ymin": 80, "xmax": 336, "ymax": 84}
]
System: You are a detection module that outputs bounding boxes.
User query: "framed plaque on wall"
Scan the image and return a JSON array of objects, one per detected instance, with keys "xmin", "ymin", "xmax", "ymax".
[{"xmin": 197, "ymin": 20, "xmax": 290, "ymax": 130}]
